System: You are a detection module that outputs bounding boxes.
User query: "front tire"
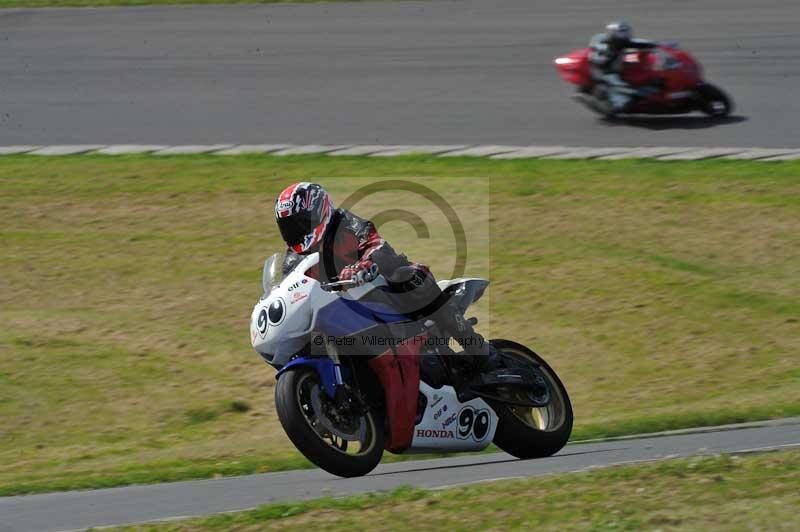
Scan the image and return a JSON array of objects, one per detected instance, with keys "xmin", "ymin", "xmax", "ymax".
[
  {"xmin": 489, "ymin": 340, "xmax": 573, "ymax": 459},
  {"xmin": 586, "ymin": 84, "xmax": 617, "ymax": 118},
  {"xmin": 275, "ymin": 367, "xmax": 384, "ymax": 477},
  {"xmin": 696, "ymin": 83, "xmax": 733, "ymax": 117}
]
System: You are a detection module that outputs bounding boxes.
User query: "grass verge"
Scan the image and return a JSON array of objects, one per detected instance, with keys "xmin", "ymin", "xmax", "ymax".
[
  {"xmin": 113, "ymin": 450, "xmax": 800, "ymax": 531},
  {"xmin": 1, "ymin": 154, "xmax": 799, "ymax": 496}
]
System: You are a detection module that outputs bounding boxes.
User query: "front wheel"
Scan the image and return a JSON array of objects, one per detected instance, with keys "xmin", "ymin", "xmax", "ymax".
[
  {"xmin": 488, "ymin": 340, "xmax": 573, "ymax": 459},
  {"xmin": 696, "ymin": 83, "xmax": 733, "ymax": 117},
  {"xmin": 588, "ymin": 84, "xmax": 617, "ymax": 118},
  {"xmin": 275, "ymin": 367, "xmax": 384, "ymax": 477}
]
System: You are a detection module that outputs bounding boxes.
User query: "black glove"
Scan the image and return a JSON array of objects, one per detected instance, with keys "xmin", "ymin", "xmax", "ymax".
[{"xmin": 339, "ymin": 261, "xmax": 379, "ymax": 287}]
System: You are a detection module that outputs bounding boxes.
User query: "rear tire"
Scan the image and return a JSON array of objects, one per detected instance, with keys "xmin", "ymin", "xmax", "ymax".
[
  {"xmin": 275, "ymin": 367, "xmax": 384, "ymax": 477},
  {"xmin": 696, "ymin": 83, "xmax": 733, "ymax": 117},
  {"xmin": 489, "ymin": 340, "xmax": 573, "ymax": 459}
]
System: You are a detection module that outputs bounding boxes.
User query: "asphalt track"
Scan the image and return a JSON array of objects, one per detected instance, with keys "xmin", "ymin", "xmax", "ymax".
[
  {"xmin": 2, "ymin": 418, "xmax": 799, "ymax": 531},
  {"xmin": 1, "ymin": 0, "xmax": 799, "ymax": 147}
]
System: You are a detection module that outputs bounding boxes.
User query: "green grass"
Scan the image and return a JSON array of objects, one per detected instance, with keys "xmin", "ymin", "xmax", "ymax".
[
  {"xmin": 0, "ymin": 0, "xmax": 376, "ymax": 8},
  {"xmin": 113, "ymin": 450, "xmax": 800, "ymax": 531},
  {"xmin": 1, "ymin": 154, "xmax": 799, "ymax": 496}
]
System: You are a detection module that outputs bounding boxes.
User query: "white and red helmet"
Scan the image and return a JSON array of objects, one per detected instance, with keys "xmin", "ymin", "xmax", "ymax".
[{"xmin": 275, "ymin": 182, "xmax": 334, "ymax": 254}]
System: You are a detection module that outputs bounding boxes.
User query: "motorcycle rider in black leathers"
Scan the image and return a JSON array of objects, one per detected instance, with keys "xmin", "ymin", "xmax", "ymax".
[
  {"xmin": 274, "ymin": 182, "xmax": 499, "ymax": 370},
  {"xmin": 589, "ymin": 21, "xmax": 658, "ymax": 115}
]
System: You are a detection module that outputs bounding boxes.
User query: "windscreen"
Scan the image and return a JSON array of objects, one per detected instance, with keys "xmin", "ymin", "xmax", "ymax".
[{"xmin": 261, "ymin": 252, "xmax": 287, "ymax": 295}]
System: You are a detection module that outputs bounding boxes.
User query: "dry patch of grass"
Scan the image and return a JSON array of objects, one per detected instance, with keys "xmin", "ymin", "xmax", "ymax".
[{"xmin": 1, "ymin": 154, "xmax": 799, "ymax": 494}]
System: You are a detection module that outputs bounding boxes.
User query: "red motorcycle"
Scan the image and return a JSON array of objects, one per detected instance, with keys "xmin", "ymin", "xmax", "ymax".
[{"xmin": 554, "ymin": 43, "xmax": 733, "ymax": 118}]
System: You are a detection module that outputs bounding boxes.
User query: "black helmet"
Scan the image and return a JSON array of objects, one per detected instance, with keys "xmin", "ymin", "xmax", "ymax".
[
  {"xmin": 275, "ymin": 182, "xmax": 333, "ymax": 254},
  {"xmin": 606, "ymin": 21, "xmax": 633, "ymax": 44}
]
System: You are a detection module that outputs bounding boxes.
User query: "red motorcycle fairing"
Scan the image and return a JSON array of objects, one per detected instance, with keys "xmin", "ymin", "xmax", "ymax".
[
  {"xmin": 553, "ymin": 49, "xmax": 593, "ymax": 88},
  {"xmin": 554, "ymin": 45, "xmax": 705, "ymax": 113},
  {"xmin": 622, "ymin": 47, "xmax": 702, "ymax": 93},
  {"xmin": 368, "ymin": 334, "xmax": 426, "ymax": 453}
]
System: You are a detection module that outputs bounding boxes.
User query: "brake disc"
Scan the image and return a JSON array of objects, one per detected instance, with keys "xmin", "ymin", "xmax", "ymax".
[{"xmin": 309, "ymin": 384, "xmax": 366, "ymax": 442}]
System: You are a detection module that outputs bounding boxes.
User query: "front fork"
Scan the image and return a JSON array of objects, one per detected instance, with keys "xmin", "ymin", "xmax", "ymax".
[
  {"xmin": 324, "ymin": 338, "xmax": 346, "ymax": 389},
  {"xmin": 325, "ymin": 338, "xmax": 368, "ymax": 415}
]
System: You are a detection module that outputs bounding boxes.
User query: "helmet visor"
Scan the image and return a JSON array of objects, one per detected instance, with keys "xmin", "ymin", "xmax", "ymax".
[{"xmin": 277, "ymin": 215, "xmax": 315, "ymax": 247}]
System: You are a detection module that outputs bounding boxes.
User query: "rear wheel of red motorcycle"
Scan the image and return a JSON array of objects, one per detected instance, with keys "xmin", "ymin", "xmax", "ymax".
[
  {"xmin": 488, "ymin": 340, "xmax": 573, "ymax": 459},
  {"xmin": 697, "ymin": 83, "xmax": 733, "ymax": 117},
  {"xmin": 275, "ymin": 367, "xmax": 384, "ymax": 477}
]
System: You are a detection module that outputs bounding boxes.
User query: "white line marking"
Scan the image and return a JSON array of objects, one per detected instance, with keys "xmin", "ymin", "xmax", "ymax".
[
  {"xmin": 759, "ymin": 150, "xmax": 800, "ymax": 161},
  {"xmin": 430, "ymin": 476, "xmax": 526, "ymax": 490},
  {"xmin": 29, "ymin": 145, "xmax": 105, "ymax": 155},
  {"xmin": 544, "ymin": 147, "xmax": 632, "ymax": 159},
  {"xmin": 328, "ymin": 145, "xmax": 413, "ymax": 156},
  {"xmin": 369, "ymin": 145, "xmax": 467, "ymax": 156},
  {"xmin": 490, "ymin": 146, "xmax": 571, "ymax": 159},
  {"xmin": 720, "ymin": 148, "xmax": 799, "ymax": 160},
  {"xmin": 569, "ymin": 416, "xmax": 800, "ymax": 444},
  {"xmin": 94, "ymin": 145, "xmax": 168, "ymax": 155},
  {"xmin": 271, "ymin": 144, "xmax": 353, "ymax": 155},
  {"xmin": 153, "ymin": 145, "xmax": 233, "ymax": 155},
  {"xmin": 729, "ymin": 442, "xmax": 800, "ymax": 454},
  {"xmin": 440, "ymin": 145, "xmax": 523, "ymax": 157},
  {"xmin": 596, "ymin": 146, "xmax": 696, "ymax": 160},
  {"xmin": 213, "ymin": 144, "xmax": 294, "ymax": 155},
  {"xmin": 656, "ymin": 148, "xmax": 744, "ymax": 161},
  {"xmin": 0, "ymin": 145, "xmax": 40, "ymax": 154}
]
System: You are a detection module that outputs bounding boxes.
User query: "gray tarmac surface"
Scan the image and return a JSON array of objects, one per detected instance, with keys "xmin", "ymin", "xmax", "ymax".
[
  {"xmin": 1, "ymin": 418, "xmax": 799, "ymax": 531},
  {"xmin": 1, "ymin": 0, "xmax": 798, "ymax": 146}
]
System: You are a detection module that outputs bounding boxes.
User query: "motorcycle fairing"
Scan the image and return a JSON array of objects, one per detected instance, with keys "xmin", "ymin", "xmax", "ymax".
[
  {"xmin": 369, "ymin": 338, "xmax": 424, "ymax": 453},
  {"xmin": 314, "ymin": 296, "xmax": 411, "ymax": 338},
  {"xmin": 276, "ymin": 356, "xmax": 339, "ymax": 398},
  {"xmin": 406, "ymin": 381, "xmax": 498, "ymax": 453},
  {"xmin": 252, "ymin": 252, "xmax": 389, "ymax": 366},
  {"xmin": 555, "ymin": 45, "xmax": 702, "ymax": 92},
  {"xmin": 553, "ymin": 49, "xmax": 592, "ymax": 87},
  {"xmin": 438, "ymin": 278, "xmax": 490, "ymax": 315}
]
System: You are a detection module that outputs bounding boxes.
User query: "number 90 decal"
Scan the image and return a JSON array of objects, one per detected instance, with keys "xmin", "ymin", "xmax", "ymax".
[{"xmin": 456, "ymin": 406, "xmax": 491, "ymax": 441}]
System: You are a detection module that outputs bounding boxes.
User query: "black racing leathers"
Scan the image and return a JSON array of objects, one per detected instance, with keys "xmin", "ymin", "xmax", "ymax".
[{"xmin": 284, "ymin": 208, "xmax": 491, "ymax": 360}]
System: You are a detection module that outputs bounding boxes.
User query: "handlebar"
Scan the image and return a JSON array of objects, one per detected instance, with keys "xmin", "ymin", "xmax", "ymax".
[
  {"xmin": 320, "ymin": 263, "xmax": 381, "ymax": 292},
  {"xmin": 319, "ymin": 279, "xmax": 359, "ymax": 292}
]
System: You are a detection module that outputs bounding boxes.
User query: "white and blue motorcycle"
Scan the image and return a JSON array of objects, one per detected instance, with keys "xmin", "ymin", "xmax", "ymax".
[{"xmin": 251, "ymin": 251, "xmax": 573, "ymax": 477}]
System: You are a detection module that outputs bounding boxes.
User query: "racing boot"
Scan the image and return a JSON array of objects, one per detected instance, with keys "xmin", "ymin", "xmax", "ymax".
[
  {"xmin": 384, "ymin": 265, "xmax": 501, "ymax": 372},
  {"xmin": 602, "ymin": 74, "xmax": 636, "ymax": 117},
  {"xmin": 433, "ymin": 301, "xmax": 501, "ymax": 372}
]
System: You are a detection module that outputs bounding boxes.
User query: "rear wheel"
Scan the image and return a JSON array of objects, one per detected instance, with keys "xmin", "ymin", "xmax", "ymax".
[
  {"xmin": 697, "ymin": 83, "xmax": 733, "ymax": 117},
  {"xmin": 275, "ymin": 368, "xmax": 384, "ymax": 477},
  {"xmin": 489, "ymin": 340, "xmax": 573, "ymax": 459}
]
